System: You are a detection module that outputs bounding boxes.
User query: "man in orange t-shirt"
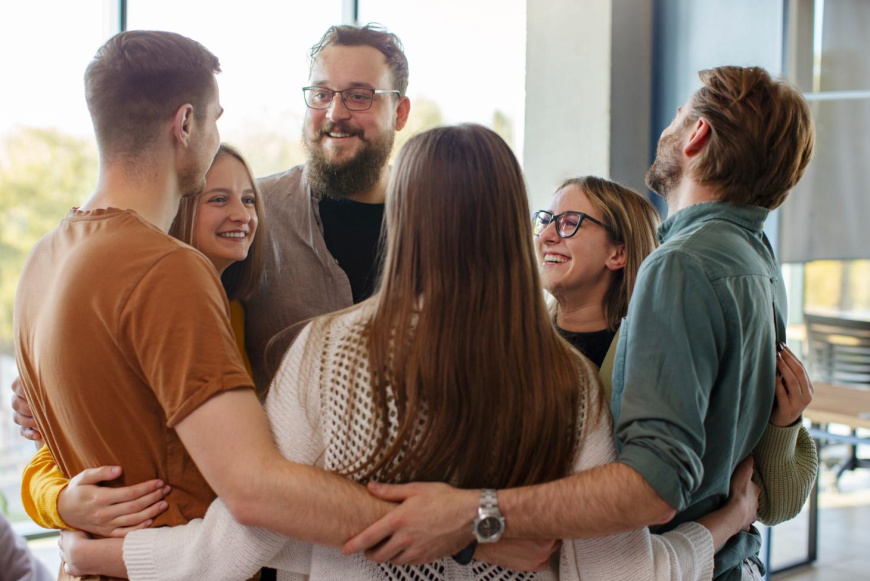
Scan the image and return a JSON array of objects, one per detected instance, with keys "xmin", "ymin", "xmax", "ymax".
[{"xmin": 14, "ymin": 30, "xmax": 391, "ymax": 580}]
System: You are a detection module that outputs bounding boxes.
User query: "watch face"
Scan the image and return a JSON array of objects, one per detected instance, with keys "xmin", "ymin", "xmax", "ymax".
[{"xmin": 477, "ymin": 516, "xmax": 503, "ymax": 539}]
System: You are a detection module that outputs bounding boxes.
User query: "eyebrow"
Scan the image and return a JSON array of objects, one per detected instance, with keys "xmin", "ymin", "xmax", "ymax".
[
  {"xmin": 202, "ymin": 187, "xmax": 257, "ymax": 196},
  {"xmin": 308, "ymin": 81, "xmax": 376, "ymax": 90}
]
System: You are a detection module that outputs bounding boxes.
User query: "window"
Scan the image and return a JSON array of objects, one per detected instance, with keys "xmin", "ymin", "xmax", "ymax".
[
  {"xmin": 0, "ymin": 0, "xmax": 115, "ymax": 532},
  {"xmin": 356, "ymin": 0, "xmax": 527, "ymax": 160},
  {"xmin": 780, "ymin": 0, "xmax": 870, "ymax": 320},
  {"xmin": 127, "ymin": 0, "xmax": 342, "ymax": 177}
]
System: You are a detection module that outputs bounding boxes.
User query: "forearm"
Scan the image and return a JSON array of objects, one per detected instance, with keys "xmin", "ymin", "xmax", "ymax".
[
  {"xmin": 124, "ymin": 499, "xmax": 290, "ymax": 581},
  {"xmin": 499, "ymin": 462, "xmax": 675, "ymax": 539},
  {"xmin": 753, "ymin": 422, "xmax": 818, "ymax": 525},
  {"xmin": 232, "ymin": 458, "xmax": 393, "ymax": 545},
  {"xmin": 21, "ymin": 445, "xmax": 72, "ymax": 530},
  {"xmin": 178, "ymin": 390, "xmax": 392, "ymax": 546},
  {"xmin": 69, "ymin": 537, "xmax": 128, "ymax": 578},
  {"xmin": 695, "ymin": 505, "xmax": 743, "ymax": 552}
]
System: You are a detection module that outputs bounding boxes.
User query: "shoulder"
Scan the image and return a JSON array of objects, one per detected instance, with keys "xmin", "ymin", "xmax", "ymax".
[{"xmin": 257, "ymin": 165, "xmax": 306, "ymax": 199}]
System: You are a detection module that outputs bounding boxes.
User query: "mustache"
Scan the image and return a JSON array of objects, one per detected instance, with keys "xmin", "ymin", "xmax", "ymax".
[{"xmin": 320, "ymin": 121, "xmax": 364, "ymax": 140}]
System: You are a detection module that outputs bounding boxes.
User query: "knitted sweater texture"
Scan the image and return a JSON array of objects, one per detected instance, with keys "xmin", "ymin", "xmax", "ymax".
[{"xmin": 124, "ymin": 306, "xmax": 715, "ymax": 580}]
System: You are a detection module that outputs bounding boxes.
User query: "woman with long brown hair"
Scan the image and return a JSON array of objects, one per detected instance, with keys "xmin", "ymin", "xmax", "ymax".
[{"xmin": 61, "ymin": 125, "xmax": 757, "ymax": 580}]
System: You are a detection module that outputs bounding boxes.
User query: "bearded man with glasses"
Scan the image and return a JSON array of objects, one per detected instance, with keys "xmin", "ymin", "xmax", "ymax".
[{"xmin": 243, "ymin": 23, "xmax": 411, "ymax": 391}]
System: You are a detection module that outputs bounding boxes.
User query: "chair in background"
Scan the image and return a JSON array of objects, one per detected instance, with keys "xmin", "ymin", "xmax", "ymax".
[{"xmin": 804, "ymin": 312, "xmax": 870, "ymax": 484}]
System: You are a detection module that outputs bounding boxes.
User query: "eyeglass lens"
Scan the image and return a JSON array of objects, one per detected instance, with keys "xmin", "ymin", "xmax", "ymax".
[
  {"xmin": 304, "ymin": 88, "xmax": 375, "ymax": 111},
  {"xmin": 533, "ymin": 212, "xmax": 582, "ymax": 238}
]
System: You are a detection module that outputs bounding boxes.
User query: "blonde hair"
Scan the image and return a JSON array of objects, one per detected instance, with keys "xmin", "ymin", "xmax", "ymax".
[
  {"xmin": 557, "ymin": 177, "xmax": 661, "ymax": 330},
  {"xmin": 169, "ymin": 143, "xmax": 265, "ymax": 300}
]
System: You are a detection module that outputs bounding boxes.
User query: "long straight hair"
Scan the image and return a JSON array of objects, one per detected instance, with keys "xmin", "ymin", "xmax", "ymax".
[
  {"xmin": 169, "ymin": 143, "xmax": 266, "ymax": 301},
  {"xmin": 341, "ymin": 124, "xmax": 584, "ymax": 488}
]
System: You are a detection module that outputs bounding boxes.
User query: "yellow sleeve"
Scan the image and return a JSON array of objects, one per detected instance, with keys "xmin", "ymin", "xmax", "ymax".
[
  {"xmin": 230, "ymin": 300, "xmax": 253, "ymax": 379},
  {"xmin": 21, "ymin": 445, "xmax": 73, "ymax": 530}
]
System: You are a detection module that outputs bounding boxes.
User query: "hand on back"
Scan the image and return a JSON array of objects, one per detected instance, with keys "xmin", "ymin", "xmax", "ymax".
[
  {"xmin": 11, "ymin": 376, "xmax": 42, "ymax": 442},
  {"xmin": 727, "ymin": 457, "xmax": 759, "ymax": 532},
  {"xmin": 58, "ymin": 466, "xmax": 171, "ymax": 537}
]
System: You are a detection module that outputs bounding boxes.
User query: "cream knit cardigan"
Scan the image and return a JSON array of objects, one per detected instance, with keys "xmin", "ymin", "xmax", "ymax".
[{"xmin": 124, "ymin": 306, "xmax": 715, "ymax": 581}]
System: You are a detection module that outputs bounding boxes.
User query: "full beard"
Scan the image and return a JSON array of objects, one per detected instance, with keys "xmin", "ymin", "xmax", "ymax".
[
  {"xmin": 305, "ymin": 122, "xmax": 394, "ymax": 200},
  {"xmin": 645, "ymin": 131, "xmax": 683, "ymax": 199}
]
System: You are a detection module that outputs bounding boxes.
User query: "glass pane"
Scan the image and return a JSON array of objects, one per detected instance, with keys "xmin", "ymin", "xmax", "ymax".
[
  {"xmin": 779, "ymin": 97, "xmax": 870, "ymax": 263},
  {"xmin": 127, "ymin": 0, "xmax": 343, "ymax": 176},
  {"xmin": 805, "ymin": 260, "xmax": 870, "ymax": 316},
  {"xmin": 0, "ymin": 1, "xmax": 112, "ymax": 527},
  {"xmin": 818, "ymin": 0, "xmax": 870, "ymax": 91},
  {"xmin": 357, "ymin": 0, "xmax": 527, "ymax": 161}
]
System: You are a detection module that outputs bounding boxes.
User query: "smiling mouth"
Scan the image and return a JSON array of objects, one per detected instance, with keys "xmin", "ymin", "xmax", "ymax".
[{"xmin": 543, "ymin": 254, "xmax": 569, "ymax": 265}]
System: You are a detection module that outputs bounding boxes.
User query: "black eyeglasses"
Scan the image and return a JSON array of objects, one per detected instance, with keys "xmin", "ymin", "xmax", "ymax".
[
  {"xmin": 531, "ymin": 210, "xmax": 615, "ymax": 239},
  {"xmin": 302, "ymin": 86, "xmax": 401, "ymax": 112}
]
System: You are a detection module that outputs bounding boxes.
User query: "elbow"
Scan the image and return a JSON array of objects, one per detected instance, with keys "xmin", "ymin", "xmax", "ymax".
[
  {"xmin": 649, "ymin": 502, "xmax": 677, "ymax": 525},
  {"xmin": 223, "ymin": 492, "xmax": 261, "ymax": 527},
  {"xmin": 219, "ymin": 483, "xmax": 264, "ymax": 527}
]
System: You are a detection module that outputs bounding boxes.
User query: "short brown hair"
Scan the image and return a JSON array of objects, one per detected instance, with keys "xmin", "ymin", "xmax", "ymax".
[
  {"xmin": 169, "ymin": 144, "xmax": 265, "ymax": 301},
  {"xmin": 688, "ymin": 66, "xmax": 815, "ymax": 209},
  {"xmin": 85, "ymin": 30, "xmax": 221, "ymax": 161},
  {"xmin": 309, "ymin": 23, "xmax": 409, "ymax": 96},
  {"xmin": 558, "ymin": 177, "xmax": 660, "ymax": 330}
]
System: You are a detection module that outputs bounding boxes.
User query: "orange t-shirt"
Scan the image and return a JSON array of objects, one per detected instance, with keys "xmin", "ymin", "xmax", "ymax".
[{"xmin": 14, "ymin": 208, "xmax": 253, "ymax": 549}]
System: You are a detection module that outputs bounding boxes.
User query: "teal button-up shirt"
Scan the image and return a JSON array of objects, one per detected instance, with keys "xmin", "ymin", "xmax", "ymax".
[{"xmin": 611, "ymin": 201, "xmax": 787, "ymax": 580}]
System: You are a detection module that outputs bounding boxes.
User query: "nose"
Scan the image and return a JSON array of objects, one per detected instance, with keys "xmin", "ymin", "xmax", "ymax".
[
  {"xmin": 326, "ymin": 93, "xmax": 352, "ymax": 122},
  {"xmin": 538, "ymin": 219, "xmax": 560, "ymax": 244},
  {"xmin": 227, "ymin": 198, "xmax": 251, "ymax": 224}
]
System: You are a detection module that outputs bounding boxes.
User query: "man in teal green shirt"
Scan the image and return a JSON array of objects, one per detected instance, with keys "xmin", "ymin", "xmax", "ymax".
[
  {"xmin": 342, "ymin": 66, "xmax": 817, "ymax": 578},
  {"xmin": 610, "ymin": 66, "xmax": 815, "ymax": 579}
]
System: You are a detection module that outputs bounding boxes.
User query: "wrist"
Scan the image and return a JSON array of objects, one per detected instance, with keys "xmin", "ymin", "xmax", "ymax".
[
  {"xmin": 55, "ymin": 484, "xmax": 76, "ymax": 530},
  {"xmin": 472, "ymin": 489, "xmax": 505, "ymax": 543}
]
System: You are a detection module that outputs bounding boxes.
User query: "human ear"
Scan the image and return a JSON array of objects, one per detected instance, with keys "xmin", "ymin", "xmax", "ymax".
[
  {"xmin": 605, "ymin": 244, "xmax": 626, "ymax": 272},
  {"xmin": 172, "ymin": 103, "xmax": 195, "ymax": 147},
  {"xmin": 684, "ymin": 117, "xmax": 711, "ymax": 157},
  {"xmin": 394, "ymin": 97, "xmax": 411, "ymax": 131}
]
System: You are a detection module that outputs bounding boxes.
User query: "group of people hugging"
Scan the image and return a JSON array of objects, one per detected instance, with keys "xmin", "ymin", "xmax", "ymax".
[{"xmin": 10, "ymin": 21, "xmax": 818, "ymax": 581}]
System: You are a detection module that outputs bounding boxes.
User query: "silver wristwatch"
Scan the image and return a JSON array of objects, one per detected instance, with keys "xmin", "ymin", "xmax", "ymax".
[{"xmin": 472, "ymin": 489, "xmax": 505, "ymax": 543}]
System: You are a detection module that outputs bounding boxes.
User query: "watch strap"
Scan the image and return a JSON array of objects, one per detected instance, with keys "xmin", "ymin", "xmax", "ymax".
[{"xmin": 451, "ymin": 540, "xmax": 478, "ymax": 565}]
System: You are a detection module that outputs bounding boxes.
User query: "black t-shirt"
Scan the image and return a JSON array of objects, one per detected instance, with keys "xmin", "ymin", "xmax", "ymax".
[
  {"xmin": 556, "ymin": 326, "xmax": 616, "ymax": 368},
  {"xmin": 318, "ymin": 198, "xmax": 385, "ymax": 303}
]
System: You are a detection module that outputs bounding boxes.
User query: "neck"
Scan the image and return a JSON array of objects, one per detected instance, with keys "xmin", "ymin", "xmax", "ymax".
[
  {"xmin": 348, "ymin": 165, "xmax": 390, "ymax": 205},
  {"xmin": 553, "ymin": 290, "xmax": 609, "ymax": 333},
  {"xmin": 666, "ymin": 178, "xmax": 720, "ymax": 214},
  {"xmin": 81, "ymin": 154, "xmax": 182, "ymax": 233}
]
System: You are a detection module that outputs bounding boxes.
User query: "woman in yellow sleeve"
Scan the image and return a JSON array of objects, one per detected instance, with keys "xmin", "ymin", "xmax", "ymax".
[{"xmin": 21, "ymin": 143, "xmax": 266, "ymax": 536}]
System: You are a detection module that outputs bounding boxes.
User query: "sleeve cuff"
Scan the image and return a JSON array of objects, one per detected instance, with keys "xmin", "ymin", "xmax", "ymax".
[
  {"xmin": 671, "ymin": 522, "xmax": 715, "ymax": 580},
  {"xmin": 754, "ymin": 421, "xmax": 801, "ymax": 468},
  {"xmin": 618, "ymin": 443, "xmax": 687, "ymax": 511}
]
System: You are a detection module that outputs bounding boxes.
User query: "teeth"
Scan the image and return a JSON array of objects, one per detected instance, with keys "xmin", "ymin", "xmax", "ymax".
[
  {"xmin": 218, "ymin": 232, "xmax": 246, "ymax": 238},
  {"xmin": 544, "ymin": 254, "xmax": 568, "ymax": 263},
  {"xmin": 327, "ymin": 132, "xmax": 353, "ymax": 138}
]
